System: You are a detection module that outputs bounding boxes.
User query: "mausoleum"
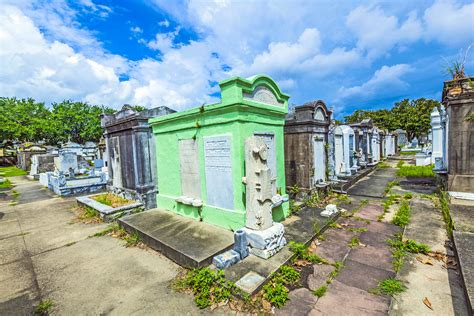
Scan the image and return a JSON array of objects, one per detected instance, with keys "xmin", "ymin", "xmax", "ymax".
[
  {"xmin": 149, "ymin": 75, "xmax": 290, "ymax": 230},
  {"xmin": 284, "ymin": 100, "xmax": 332, "ymax": 191},
  {"xmin": 101, "ymin": 105, "xmax": 175, "ymax": 209}
]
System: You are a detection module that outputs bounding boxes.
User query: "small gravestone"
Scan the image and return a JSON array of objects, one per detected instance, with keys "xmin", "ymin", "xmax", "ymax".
[{"xmin": 54, "ymin": 151, "xmax": 78, "ymax": 174}]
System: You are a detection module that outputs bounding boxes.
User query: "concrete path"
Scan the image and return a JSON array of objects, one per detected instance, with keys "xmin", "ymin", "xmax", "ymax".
[
  {"xmin": 0, "ymin": 177, "xmax": 210, "ymax": 315},
  {"xmin": 279, "ymin": 163, "xmax": 469, "ymax": 315},
  {"xmin": 390, "ymin": 197, "xmax": 469, "ymax": 315}
]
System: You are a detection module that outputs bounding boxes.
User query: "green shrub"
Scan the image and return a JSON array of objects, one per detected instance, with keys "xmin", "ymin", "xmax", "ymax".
[
  {"xmin": 373, "ymin": 278, "xmax": 406, "ymax": 296},
  {"xmin": 263, "ymin": 282, "xmax": 289, "ymax": 308},
  {"xmin": 181, "ymin": 268, "xmax": 236, "ymax": 309},
  {"xmin": 396, "ymin": 165, "xmax": 434, "ymax": 177},
  {"xmin": 274, "ymin": 265, "xmax": 300, "ymax": 286}
]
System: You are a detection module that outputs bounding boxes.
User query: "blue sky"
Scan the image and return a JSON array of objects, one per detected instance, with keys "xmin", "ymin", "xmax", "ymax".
[{"xmin": 0, "ymin": 0, "xmax": 473, "ymax": 119}]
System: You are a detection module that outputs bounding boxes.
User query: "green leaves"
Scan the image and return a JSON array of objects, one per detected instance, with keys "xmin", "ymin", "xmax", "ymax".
[{"xmin": 0, "ymin": 97, "xmax": 114, "ymax": 144}]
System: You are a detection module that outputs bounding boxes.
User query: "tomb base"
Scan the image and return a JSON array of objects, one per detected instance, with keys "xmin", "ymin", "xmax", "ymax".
[{"xmin": 242, "ymin": 222, "xmax": 286, "ymax": 259}]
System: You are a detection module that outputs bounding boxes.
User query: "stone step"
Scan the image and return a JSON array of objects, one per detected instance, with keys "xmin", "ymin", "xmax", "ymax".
[
  {"xmin": 453, "ymin": 231, "xmax": 474, "ymax": 315},
  {"xmin": 118, "ymin": 209, "xmax": 234, "ymax": 268}
]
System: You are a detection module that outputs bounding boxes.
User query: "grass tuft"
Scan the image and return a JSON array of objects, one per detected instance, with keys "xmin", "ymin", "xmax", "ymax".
[
  {"xmin": 392, "ymin": 199, "xmax": 410, "ymax": 227},
  {"xmin": 313, "ymin": 285, "xmax": 327, "ymax": 297},
  {"xmin": 396, "ymin": 165, "xmax": 434, "ymax": 177},
  {"xmin": 0, "ymin": 166, "xmax": 27, "ymax": 177},
  {"xmin": 35, "ymin": 299, "xmax": 53, "ymax": 315},
  {"xmin": 372, "ymin": 278, "xmax": 406, "ymax": 296},
  {"xmin": 91, "ymin": 193, "xmax": 134, "ymax": 208}
]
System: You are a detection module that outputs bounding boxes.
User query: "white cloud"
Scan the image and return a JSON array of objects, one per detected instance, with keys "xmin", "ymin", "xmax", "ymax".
[
  {"xmin": 78, "ymin": 0, "xmax": 112, "ymax": 18},
  {"xmin": 143, "ymin": 27, "xmax": 181, "ymax": 53},
  {"xmin": 338, "ymin": 64, "xmax": 413, "ymax": 100},
  {"xmin": 130, "ymin": 26, "xmax": 143, "ymax": 34},
  {"xmin": 423, "ymin": 0, "xmax": 474, "ymax": 46},
  {"xmin": 346, "ymin": 6, "xmax": 423, "ymax": 58},
  {"xmin": 158, "ymin": 19, "xmax": 170, "ymax": 27},
  {"xmin": 0, "ymin": 4, "xmax": 223, "ymax": 110}
]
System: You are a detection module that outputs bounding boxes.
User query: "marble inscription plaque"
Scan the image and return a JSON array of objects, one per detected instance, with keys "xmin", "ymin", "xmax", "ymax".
[
  {"xmin": 204, "ymin": 135, "xmax": 233, "ymax": 209},
  {"xmin": 179, "ymin": 139, "xmax": 201, "ymax": 199}
]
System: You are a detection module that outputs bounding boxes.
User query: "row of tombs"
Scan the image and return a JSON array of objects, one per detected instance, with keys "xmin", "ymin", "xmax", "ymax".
[
  {"xmin": 27, "ymin": 75, "xmax": 402, "ymax": 267},
  {"xmin": 24, "ymin": 74, "xmax": 472, "ymax": 281}
]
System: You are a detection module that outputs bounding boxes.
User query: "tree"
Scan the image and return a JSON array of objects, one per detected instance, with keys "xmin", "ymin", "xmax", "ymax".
[
  {"xmin": 0, "ymin": 97, "xmax": 50, "ymax": 142},
  {"xmin": 344, "ymin": 98, "xmax": 440, "ymax": 141},
  {"xmin": 48, "ymin": 101, "xmax": 114, "ymax": 144}
]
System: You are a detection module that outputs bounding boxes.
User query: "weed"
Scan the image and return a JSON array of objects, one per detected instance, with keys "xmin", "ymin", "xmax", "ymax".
[
  {"xmin": 35, "ymin": 299, "xmax": 53, "ymax": 315},
  {"xmin": 327, "ymin": 220, "xmax": 341, "ymax": 229},
  {"xmin": 400, "ymin": 151, "xmax": 418, "ymax": 155},
  {"xmin": 396, "ymin": 161, "xmax": 405, "ymax": 168},
  {"xmin": 176, "ymin": 268, "xmax": 237, "ymax": 309},
  {"xmin": 0, "ymin": 178, "xmax": 12, "ymax": 189},
  {"xmin": 312, "ymin": 221, "xmax": 321, "ymax": 234},
  {"xmin": 123, "ymin": 231, "xmax": 140, "ymax": 247},
  {"xmin": 348, "ymin": 227, "xmax": 368, "ymax": 233},
  {"xmin": 348, "ymin": 236, "xmax": 360, "ymax": 248},
  {"xmin": 392, "ymin": 199, "xmax": 410, "ymax": 227},
  {"xmin": 438, "ymin": 191, "xmax": 454, "ymax": 235},
  {"xmin": 379, "ymin": 194, "xmax": 400, "ymax": 221},
  {"xmin": 403, "ymin": 192, "xmax": 413, "ymax": 199},
  {"xmin": 91, "ymin": 193, "xmax": 134, "ymax": 208},
  {"xmin": 289, "ymin": 242, "xmax": 328, "ymax": 264},
  {"xmin": 384, "ymin": 181, "xmax": 399, "ymax": 195},
  {"xmin": 336, "ymin": 194, "xmax": 350, "ymax": 202},
  {"xmin": 353, "ymin": 216, "xmax": 371, "ymax": 224},
  {"xmin": 288, "ymin": 185, "xmax": 300, "ymax": 194},
  {"xmin": 396, "ymin": 165, "xmax": 434, "ymax": 177},
  {"xmin": 11, "ymin": 190, "xmax": 20, "ymax": 199},
  {"xmin": 304, "ymin": 191, "xmax": 322, "ymax": 208},
  {"xmin": 263, "ymin": 282, "xmax": 289, "ymax": 308},
  {"xmin": 386, "ymin": 235, "xmax": 430, "ymax": 272},
  {"xmin": 274, "ymin": 265, "xmax": 300, "ymax": 286},
  {"xmin": 377, "ymin": 162, "xmax": 390, "ymax": 169},
  {"xmin": 372, "ymin": 278, "xmax": 406, "ymax": 296},
  {"xmin": 404, "ymin": 239, "xmax": 430, "ymax": 254},
  {"xmin": 90, "ymin": 224, "xmax": 121, "ymax": 237},
  {"xmin": 289, "ymin": 199, "xmax": 302, "ymax": 215},
  {"xmin": 313, "ymin": 285, "xmax": 327, "ymax": 297}
]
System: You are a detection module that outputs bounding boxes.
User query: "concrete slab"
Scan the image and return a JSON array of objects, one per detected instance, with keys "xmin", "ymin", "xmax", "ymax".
[
  {"xmin": 313, "ymin": 228, "xmax": 356, "ymax": 264},
  {"xmin": 347, "ymin": 172, "xmax": 396, "ymax": 198},
  {"xmin": 307, "ymin": 264, "xmax": 335, "ymax": 291},
  {"xmin": 390, "ymin": 253, "xmax": 469, "ymax": 316},
  {"xmin": 276, "ymin": 288, "xmax": 318, "ymax": 316},
  {"xmin": 404, "ymin": 198, "xmax": 447, "ymax": 254},
  {"xmin": 348, "ymin": 244, "xmax": 394, "ymax": 272},
  {"xmin": 0, "ymin": 259, "xmax": 38, "ymax": 315},
  {"xmin": 453, "ymin": 231, "xmax": 474, "ymax": 314},
  {"xmin": 451, "ymin": 204, "xmax": 474, "ymax": 233},
  {"xmin": 356, "ymin": 204, "xmax": 384, "ymax": 221},
  {"xmin": 336, "ymin": 259, "xmax": 395, "ymax": 292},
  {"xmin": 0, "ymin": 218, "xmax": 22, "ymax": 240},
  {"xmin": 312, "ymin": 279, "xmax": 390, "ymax": 315},
  {"xmin": 0, "ymin": 235, "xmax": 27, "ymax": 265},
  {"xmin": 32, "ymin": 236, "xmax": 206, "ymax": 315},
  {"xmin": 119, "ymin": 209, "xmax": 234, "ymax": 268}
]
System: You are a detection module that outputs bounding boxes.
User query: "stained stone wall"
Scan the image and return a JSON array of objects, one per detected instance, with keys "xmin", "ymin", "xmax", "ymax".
[
  {"xmin": 101, "ymin": 105, "xmax": 175, "ymax": 208},
  {"xmin": 443, "ymin": 77, "xmax": 474, "ymax": 192},
  {"xmin": 17, "ymin": 145, "xmax": 47, "ymax": 171},
  {"xmin": 285, "ymin": 100, "xmax": 332, "ymax": 190}
]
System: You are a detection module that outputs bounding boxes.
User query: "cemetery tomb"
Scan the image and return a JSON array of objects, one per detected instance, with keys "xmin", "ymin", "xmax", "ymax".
[
  {"xmin": 61, "ymin": 141, "xmax": 84, "ymax": 156},
  {"xmin": 350, "ymin": 118, "xmax": 373, "ymax": 167},
  {"xmin": 148, "ymin": 74, "xmax": 290, "ymax": 231},
  {"xmin": 333, "ymin": 126, "xmax": 345, "ymax": 176},
  {"xmin": 341, "ymin": 125, "xmax": 357, "ymax": 174},
  {"xmin": 45, "ymin": 151, "xmax": 107, "ymax": 196},
  {"xmin": 83, "ymin": 141, "xmax": 99, "ymax": 161},
  {"xmin": 284, "ymin": 100, "xmax": 332, "ymax": 190},
  {"xmin": 442, "ymin": 77, "xmax": 474, "ymax": 192},
  {"xmin": 101, "ymin": 105, "xmax": 176, "ymax": 209},
  {"xmin": 394, "ymin": 129, "xmax": 408, "ymax": 148},
  {"xmin": 370, "ymin": 127, "xmax": 381, "ymax": 163},
  {"xmin": 384, "ymin": 132, "xmax": 396, "ymax": 156},
  {"xmin": 29, "ymin": 153, "xmax": 57, "ymax": 180},
  {"xmin": 17, "ymin": 144, "xmax": 47, "ymax": 171}
]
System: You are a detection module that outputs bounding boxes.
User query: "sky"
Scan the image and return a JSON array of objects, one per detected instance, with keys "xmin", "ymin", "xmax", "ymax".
[{"xmin": 0, "ymin": 0, "xmax": 473, "ymax": 119}]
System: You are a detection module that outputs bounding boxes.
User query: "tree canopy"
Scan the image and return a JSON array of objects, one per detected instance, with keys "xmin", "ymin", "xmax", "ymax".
[
  {"xmin": 344, "ymin": 98, "xmax": 440, "ymax": 141},
  {"xmin": 0, "ymin": 97, "xmax": 114, "ymax": 144}
]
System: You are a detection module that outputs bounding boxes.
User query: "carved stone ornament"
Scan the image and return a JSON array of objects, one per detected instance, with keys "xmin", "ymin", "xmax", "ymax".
[{"xmin": 243, "ymin": 86, "xmax": 284, "ymax": 107}]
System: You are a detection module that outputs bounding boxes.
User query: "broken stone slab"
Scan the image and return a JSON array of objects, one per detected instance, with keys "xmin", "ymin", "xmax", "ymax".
[
  {"xmin": 241, "ymin": 222, "xmax": 287, "ymax": 259},
  {"xmin": 308, "ymin": 264, "xmax": 335, "ymax": 291},
  {"xmin": 212, "ymin": 250, "xmax": 241, "ymax": 269},
  {"xmin": 321, "ymin": 204, "xmax": 338, "ymax": 217}
]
